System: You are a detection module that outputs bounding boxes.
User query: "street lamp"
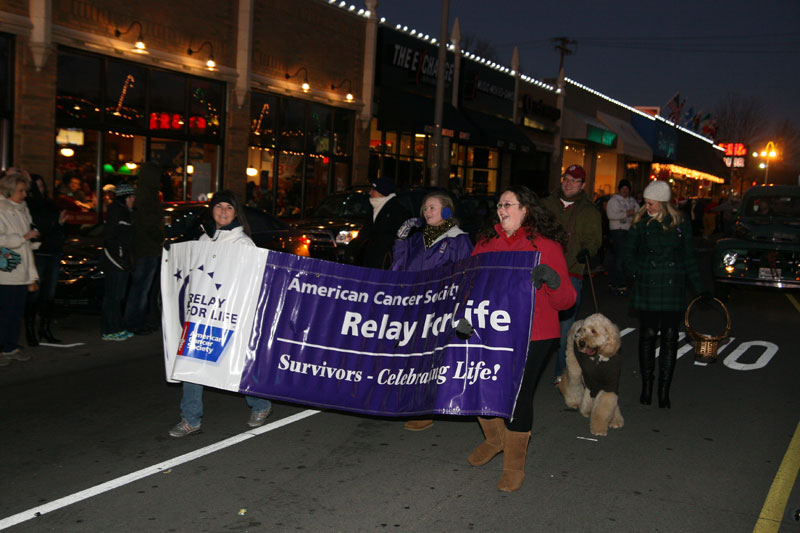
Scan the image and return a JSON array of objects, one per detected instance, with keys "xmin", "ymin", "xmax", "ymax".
[{"xmin": 752, "ymin": 141, "xmax": 778, "ymax": 184}]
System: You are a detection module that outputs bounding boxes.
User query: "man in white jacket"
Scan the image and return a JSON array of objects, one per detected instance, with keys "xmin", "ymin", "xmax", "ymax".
[{"xmin": 605, "ymin": 179, "xmax": 639, "ymax": 292}]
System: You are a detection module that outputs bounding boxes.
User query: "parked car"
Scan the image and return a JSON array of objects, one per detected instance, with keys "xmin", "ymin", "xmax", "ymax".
[
  {"xmin": 291, "ymin": 186, "xmax": 452, "ymax": 261},
  {"xmin": 713, "ymin": 185, "xmax": 800, "ymax": 300},
  {"xmin": 56, "ymin": 202, "xmax": 336, "ymax": 308}
]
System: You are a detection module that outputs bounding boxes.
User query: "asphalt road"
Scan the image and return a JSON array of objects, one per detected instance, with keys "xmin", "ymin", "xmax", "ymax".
[{"xmin": 0, "ymin": 252, "xmax": 798, "ymax": 532}]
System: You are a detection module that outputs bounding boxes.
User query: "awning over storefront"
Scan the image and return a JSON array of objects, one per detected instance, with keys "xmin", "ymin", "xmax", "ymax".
[
  {"xmin": 561, "ymin": 109, "xmax": 617, "ymax": 147},
  {"xmin": 676, "ymin": 133, "xmax": 728, "ymax": 181},
  {"xmin": 597, "ymin": 112, "xmax": 652, "ymax": 161},
  {"xmin": 461, "ymin": 109, "xmax": 536, "ymax": 153},
  {"xmin": 377, "ymin": 90, "xmax": 478, "ymax": 142}
]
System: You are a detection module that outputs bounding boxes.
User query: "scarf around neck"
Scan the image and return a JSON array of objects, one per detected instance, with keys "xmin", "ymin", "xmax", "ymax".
[{"xmin": 423, "ymin": 219, "xmax": 456, "ymax": 248}]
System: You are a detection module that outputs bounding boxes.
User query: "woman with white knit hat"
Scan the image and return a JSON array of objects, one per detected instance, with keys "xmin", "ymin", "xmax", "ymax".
[{"xmin": 623, "ymin": 180, "xmax": 706, "ymax": 409}]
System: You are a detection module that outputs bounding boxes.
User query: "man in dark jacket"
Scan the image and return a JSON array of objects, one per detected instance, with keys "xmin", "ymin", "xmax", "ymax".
[
  {"xmin": 101, "ymin": 182, "xmax": 136, "ymax": 341},
  {"xmin": 541, "ymin": 164, "xmax": 602, "ymax": 383},
  {"xmin": 346, "ymin": 177, "xmax": 411, "ymax": 269},
  {"xmin": 123, "ymin": 162, "xmax": 164, "ymax": 334}
]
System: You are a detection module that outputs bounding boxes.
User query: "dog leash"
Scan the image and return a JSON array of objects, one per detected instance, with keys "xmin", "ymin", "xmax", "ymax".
[{"xmin": 584, "ymin": 257, "xmax": 599, "ymax": 314}]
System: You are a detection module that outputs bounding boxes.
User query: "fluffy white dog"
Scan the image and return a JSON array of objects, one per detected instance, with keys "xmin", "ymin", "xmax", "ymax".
[{"xmin": 558, "ymin": 313, "xmax": 624, "ymax": 436}]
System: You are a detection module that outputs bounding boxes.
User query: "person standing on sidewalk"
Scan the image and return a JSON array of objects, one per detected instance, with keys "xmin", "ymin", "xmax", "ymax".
[
  {"xmin": 168, "ymin": 190, "xmax": 273, "ymax": 437},
  {"xmin": 467, "ymin": 185, "xmax": 575, "ymax": 492},
  {"xmin": 24, "ymin": 174, "xmax": 67, "ymax": 346},
  {"xmin": 390, "ymin": 191, "xmax": 473, "ymax": 432},
  {"xmin": 101, "ymin": 183, "xmax": 136, "ymax": 341},
  {"xmin": 605, "ymin": 179, "xmax": 639, "ymax": 294},
  {"xmin": 541, "ymin": 165, "xmax": 602, "ymax": 384},
  {"xmin": 0, "ymin": 170, "xmax": 40, "ymax": 364},
  {"xmin": 624, "ymin": 180, "xmax": 705, "ymax": 409},
  {"xmin": 123, "ymin": 162, "xmax": 163, "ymax": 335}
]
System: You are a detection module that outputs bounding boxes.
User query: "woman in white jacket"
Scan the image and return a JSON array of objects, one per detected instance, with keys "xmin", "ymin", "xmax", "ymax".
[
  {"xmin": 168, "ymin": 190, "xmax": 273, "ymax": 437},
  {"xmin": 0, "ymin": 171, "xmax": 40, "ymax": 364}
]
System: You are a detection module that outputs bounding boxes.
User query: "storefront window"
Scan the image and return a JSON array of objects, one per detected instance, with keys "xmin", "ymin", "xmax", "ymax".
[
  {"xmin": 250, "ymin": 93, "xmax": 277, "ymax": 148},
  {"xmin": 54, "ymin": 129, "xmax": 99, "ymax": 226},
  {"xmin": 246, "ymin": 147, "xmax": 275, "ymax": 210},
  {"xmin": 57, "ymin": 51, "xmax": 102, "ymax": 125},
  {"xmin": 399, "ymin": 134, "xmax": 412, "ymax": 157},
  {"xmin": 104, "ymin": 131, "xmax": 146, "ymax": 185},
  {"xmin": 594, "ymin": 152, "xmax": 616, "ymax": 197},
  {"xmin": 150, "ymin": 137, "xmax": 187, "ymax": 201},
  {"xmin": 562, "ymin": 143, "xmax": 586, "ymax": 174},
  {"xmin": 465, "ymin": 147, "xmax": 498, "ymax": 194},
  {"xmin": 309, "ymin": 105, "xmax": 332, "ymax": 154},
  {"xmin": 280, "ymin": 99, "xmax": 306, "ymax": 153},
  {"xmin": 276, "ymin": 150, "xmax": 303, "ymax": 217},
  {"xmin": 333, "ymin": 109, "xmax": 353, "ymax": 158},
  {"xmin": 413, "ymin": 134, "xmax": 426, "ymax": 159},
  {"xmin": 105, "ymin": 60, "xmax": 146, "ymax": 130},
  {"xmin": 150, "ymin": 70, "xmax": 187, "ymax": 135},
  {"xmin": 187, "ymin": 142, "xmax": 219, "ymax": 200},
  {"xmin": 189, "ymin": 78, "xmax": 222, "ymax": 138},
  {"xmin": 304, "ymin": 154, "xmax": 329, "ymax": 216}
]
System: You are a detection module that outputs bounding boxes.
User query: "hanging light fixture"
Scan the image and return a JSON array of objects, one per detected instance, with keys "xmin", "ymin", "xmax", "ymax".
[
  {"xmin": 114, "ymin": 21, "xmax": 148, "ymax": 54},
  {"xmin": 285, "ymin": 67, "xmax": 310, "ymax": 93},
  {"xmin": 331, "ymin": 79, "xmax": 354, "ymax": 102},
  {"xmin": 188, "ymin": 41, "xmax": 217, "ymax": 71}
]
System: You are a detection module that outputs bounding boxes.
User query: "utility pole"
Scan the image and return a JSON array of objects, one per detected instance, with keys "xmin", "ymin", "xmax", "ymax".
[
  {"xmin": 551, "ymin": 36, "xmax": 577, "ymax": 72},
  {"xmin": 549, "ymin": 37, "xmax": 577, "ymax": 191}
]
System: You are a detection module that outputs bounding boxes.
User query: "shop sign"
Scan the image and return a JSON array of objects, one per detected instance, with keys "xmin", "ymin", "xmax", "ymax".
[
  {"xmin": 149, "ymin": 112, "xmax": 207, "ymax": 132},
  {"xmin": 719, "ymin": 142, "xmax": 747, "ymax": 156}
]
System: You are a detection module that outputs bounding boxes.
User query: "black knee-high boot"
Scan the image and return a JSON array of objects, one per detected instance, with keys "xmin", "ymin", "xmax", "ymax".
[
  {"xmin": 658, "ymin": 325, "xmax": 679, "ymax": 408},
  {"xmin": 638, "ymin": 319, "xmax": 658, "ymax": 405},
  {"xmin": 39, "ymin": 301, "xmax": 62, "ymax": 343},
  {"xmin": 24, "ymin": 294, "xmax": 39, "ymax": 347}
]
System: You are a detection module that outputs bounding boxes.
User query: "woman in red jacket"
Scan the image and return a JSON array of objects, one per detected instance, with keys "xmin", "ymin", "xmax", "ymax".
[{"xmin": 468, "ymin": 185, "xmax": 576, "ymax": 492}]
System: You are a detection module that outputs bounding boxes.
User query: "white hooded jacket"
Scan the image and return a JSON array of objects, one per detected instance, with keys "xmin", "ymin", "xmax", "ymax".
[{"xmin": 0, "ymin": 195, "xmax": 40, "ymax": 285}]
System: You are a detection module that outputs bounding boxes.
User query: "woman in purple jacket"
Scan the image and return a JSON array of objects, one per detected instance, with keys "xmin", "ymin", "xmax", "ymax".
[{"xmin": 391, "ymin": 191, "xmax": 473, "ymax": 431}]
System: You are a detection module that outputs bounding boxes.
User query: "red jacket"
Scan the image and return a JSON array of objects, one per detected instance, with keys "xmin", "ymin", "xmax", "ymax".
[{"xmin": 472, "ymin": 224, "xmax": 576, "ymax": 341}]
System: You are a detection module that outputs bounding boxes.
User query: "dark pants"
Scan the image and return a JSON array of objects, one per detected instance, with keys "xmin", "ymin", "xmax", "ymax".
[
  {"xmin": 102, "ymin": 269, "xmax": 130, "ymax": 335},
  {"xmin": 123, "ymin": 255, "xmax": 160, "ymax": 331},
  {"xmin": 507, "ymin": 339, "xmax": 558, "ymax": 432},
  {"xmin": 609, "ymin": 229, "xmax": 628, "ymax": 287},
  {"xmin": 34, "ymin": 253, "xmax": 61, "ymax": 303},
  {"xmin": 0, "ymin": 284, "xmax": 27, "ymax": 352}
]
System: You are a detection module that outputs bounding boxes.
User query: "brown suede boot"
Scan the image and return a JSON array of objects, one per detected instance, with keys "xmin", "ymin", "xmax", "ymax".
[
  {"xmin": 403, "ymin": 419, "xmax": 433, "ymax": 431},
  {"xmin": 496, "ymin": 429, "xmax": 530, "ymax": 492},
  {"xmin": 467, "ymin": 417, "xmax": 505, "ymax": 466}
]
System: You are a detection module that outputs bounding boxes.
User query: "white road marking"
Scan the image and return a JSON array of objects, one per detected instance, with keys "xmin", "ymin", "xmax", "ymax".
[{"xmin": 0, "ymin": 409, "xmax": 320, "ymax": 531}]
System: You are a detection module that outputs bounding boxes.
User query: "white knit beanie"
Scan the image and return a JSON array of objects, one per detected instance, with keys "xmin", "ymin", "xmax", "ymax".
[{"xmin": 643, "ymin": 180, "xmax": 671, "ymax": 202}]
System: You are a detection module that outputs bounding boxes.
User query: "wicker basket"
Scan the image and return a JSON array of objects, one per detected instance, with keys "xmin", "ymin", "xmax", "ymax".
[{"xmin": 684, "ymin": 296, "xmax": 731, "ymax": 363}]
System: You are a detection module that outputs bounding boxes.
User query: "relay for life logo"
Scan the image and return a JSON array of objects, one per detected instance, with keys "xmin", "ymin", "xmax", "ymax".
[{"xmin": 173, "ymin": 263, "xmax": 238, "ymax": 363}]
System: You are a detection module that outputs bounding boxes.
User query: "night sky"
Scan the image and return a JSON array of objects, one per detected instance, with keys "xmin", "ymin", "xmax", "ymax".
[{"xmin": 368, "ymin": 0, "xmax": 800, "ymax": 136}]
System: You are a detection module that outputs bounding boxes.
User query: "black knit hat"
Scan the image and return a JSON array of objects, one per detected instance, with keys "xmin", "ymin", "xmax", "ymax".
[
  {"xmin": 209, "ymin": 190, "xmax": 236, "ymax": 209},
  {"xmin": 618, "ymin": 179, "xmax": 632, "ymax": 191}
]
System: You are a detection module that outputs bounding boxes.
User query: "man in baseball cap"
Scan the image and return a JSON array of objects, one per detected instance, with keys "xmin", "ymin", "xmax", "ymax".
[{"xmin": 541, "ymin": 163, "xmax": 602, "ymax": 385}]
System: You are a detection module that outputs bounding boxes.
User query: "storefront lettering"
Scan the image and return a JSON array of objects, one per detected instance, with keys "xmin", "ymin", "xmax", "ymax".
[
  {"xmin": 149, "ymin": 112, "xmax": 207, "ymax": 132},
  {"xmin": 391, "ymin": 44, "xmax": 453, "ymax": 84}
]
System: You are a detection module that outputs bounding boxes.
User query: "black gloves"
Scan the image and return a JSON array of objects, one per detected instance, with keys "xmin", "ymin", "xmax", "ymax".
[
  {"xmin": 576, "ymin": 249, "xmax": 591, "ymax": 263},
  {"xmin": 455, "ymin": 318, "xmax": 474, "ymax": 340},
  {"xmin": 531, "ymin": 264, "xmax": 560, "ymax": 290}
]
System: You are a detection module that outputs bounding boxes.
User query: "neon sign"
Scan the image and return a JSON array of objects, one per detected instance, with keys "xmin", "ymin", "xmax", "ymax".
[
  {"xmin": 149, "ymin": 112, "xmax": 207, "ymax": 131},
  {"xmin": 719, "ymin": 142, "xmax": 747, "ymax": 156}
]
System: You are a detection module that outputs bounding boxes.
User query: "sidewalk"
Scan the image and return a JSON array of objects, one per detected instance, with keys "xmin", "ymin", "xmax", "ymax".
[{"xmin": 0, "ymin": 310, "xmax": 164, "ymax": 387}]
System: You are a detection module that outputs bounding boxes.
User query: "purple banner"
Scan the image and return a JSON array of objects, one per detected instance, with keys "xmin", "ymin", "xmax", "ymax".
[{"xmin": 239, "ymin": 251, "xmax": 539, "ymax": 418}]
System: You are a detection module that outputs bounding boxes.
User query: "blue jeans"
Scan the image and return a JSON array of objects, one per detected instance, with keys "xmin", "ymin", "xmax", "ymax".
[
  {"xmin": 102, "ymin": 269, "xmax": 130, "ymax": 335},
  {"xmin": 555, "ymin": 276, "xmax": 583, "ymax": 378},
  {"xmin": 0, "ymin": 284, "xmax": 27, "ymax": 352},
  {"xmin": 123, "ymin": 256, "xmax": 159, "ymax": 331},
  {"xmin": 609, "ymin": 229, "xmax": 628, "ymax": 287},
  {"xmin": 180, "ymin": 382, "xmax": 272, "ymax": 427}
]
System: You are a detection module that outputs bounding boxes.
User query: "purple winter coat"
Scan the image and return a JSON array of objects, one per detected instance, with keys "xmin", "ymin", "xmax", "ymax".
[{"xmin": 390, "ymin": 226, "xmax": 473, "ymax": 272}]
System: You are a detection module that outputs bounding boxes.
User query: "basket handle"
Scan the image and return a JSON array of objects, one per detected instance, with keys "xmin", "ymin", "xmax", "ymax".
[{"xmin": 685, "ymin": 295, "xmax": 731, "ymax": 338}]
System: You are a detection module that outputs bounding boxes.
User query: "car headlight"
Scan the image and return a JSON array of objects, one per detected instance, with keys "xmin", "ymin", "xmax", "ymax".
[
  {"xmin": 722, "ymin": 252, "xmax": 738, "ymax": 267},
  {"xmin": 336, "ymin": 230, "xmax": 359, "ymax": 245}
]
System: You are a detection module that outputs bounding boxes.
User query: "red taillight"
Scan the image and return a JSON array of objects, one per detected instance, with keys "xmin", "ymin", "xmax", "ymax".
[{"xmin": 300, "ymin": 236, "xmax": 311, "ymax": 246}]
